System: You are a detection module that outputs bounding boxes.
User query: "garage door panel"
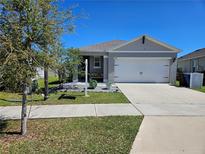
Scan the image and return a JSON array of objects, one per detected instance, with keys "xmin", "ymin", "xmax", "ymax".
[{"xmin": 114, "ymin": 58, "xmax": 170, "ymax": 83}]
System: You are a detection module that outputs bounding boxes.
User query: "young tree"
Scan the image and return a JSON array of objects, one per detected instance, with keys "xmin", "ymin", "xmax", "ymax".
[
  {"xmin": 37, "ymin": 1, "xmax": 77, "ymax": 100},
  {"xmin": 64, "ymin": 48, "xmax": 82, "ymax": 82},
  {"xmin": 0, "ymin": 0, "xmax": 39, "ymax": 135},
  {"xmin": 0, "ymin": 0, "xmax": 77, "ymax": 135}
]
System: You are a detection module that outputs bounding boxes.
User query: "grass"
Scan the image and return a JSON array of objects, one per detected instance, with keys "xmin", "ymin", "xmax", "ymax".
[
  {"xmin": 196, "ymin": 86, "xmax": 205, "ymax": 93},
  {"xmin": 176, "ymin": 80, "xmax": 205, "ymax": 93},
  {"xmin": 0, "ymin": 75, "xmax": 130, "ymax": 106},
  {"xmin": 176, "ymin": 80, "xmax": 180, "ymax": 87},
  {"xmin": 0, "ymin": 91, "xmax": 130, "ymax": 106},
  {"xmin": 0, "ymin": 116, "xmax": 143, "ymax": 154},
  {"xmin": 38, "ymin": 76, "xmax": 59, "ymax": 89}
]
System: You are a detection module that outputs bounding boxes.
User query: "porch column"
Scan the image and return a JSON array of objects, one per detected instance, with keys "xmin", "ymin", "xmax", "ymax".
[{"xmin": 103, "ymin": 55, "xmax": 108, "ymax": 83}]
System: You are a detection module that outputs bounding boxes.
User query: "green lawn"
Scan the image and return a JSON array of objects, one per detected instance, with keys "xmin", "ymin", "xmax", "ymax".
[
  {"xmin": 38, "ymin": 76, "xmax": 59, "ymax": 89},
  {"xmin": 176, "ymin": 80, "xmax": 180, "ymax": 87},
  {"xmin": 0, "ymin": 91, "xmax": 130, "ymax": 106},
  {"xmin": 176, "ymin": 80, "xmax": 205, "ymax": 93},
  {"xmin": 0, "ymin": 116, "xmax": 143, "ymax": 154},
  {"xmin": 196, "ymin": 86, "xmax": 205, "ymax": 93}
]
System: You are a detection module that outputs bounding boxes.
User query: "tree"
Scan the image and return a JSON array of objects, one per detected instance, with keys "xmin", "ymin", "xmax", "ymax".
[
  {"xmin": 54, "ymin": 43, "xmax": 67, "ymax": 83},
  {"xmin": 64, "ymin": 48, "xmax": 82, "ymax": 82},
  {"xmin": 37, "ymin": 1, "xmax": 77, "ymax": 100},
  {"xmin": 0, "ymin": 0, "xmax": 77, "ymax": 135},
  {"xmin": 0, "ymin": 0, "xmax": 39, "ymax": 135}
]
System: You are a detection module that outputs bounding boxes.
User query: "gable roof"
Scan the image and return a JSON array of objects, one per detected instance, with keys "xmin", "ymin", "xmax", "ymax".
[
  {"xmin": 178, "ymin": 48, "xmax": 205, "ymax": 61},
  {"xmin": 80, "ymin": 40, "xmax": 127, "ymax": 52},
  {"xmin": 111, "ymin": 35, "xmax": 180, "ymax": 52}
]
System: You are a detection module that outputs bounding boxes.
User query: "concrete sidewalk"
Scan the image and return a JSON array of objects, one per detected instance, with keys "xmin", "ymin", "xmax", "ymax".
[{"xmin": 0, "ymin": 104, "xmax": 142, "ymax": 119}]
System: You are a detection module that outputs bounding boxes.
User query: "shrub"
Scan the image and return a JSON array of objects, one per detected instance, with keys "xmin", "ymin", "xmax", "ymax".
[{"xmin": 89, "ymin": 79, "xmax": 97, "ymax": 89}]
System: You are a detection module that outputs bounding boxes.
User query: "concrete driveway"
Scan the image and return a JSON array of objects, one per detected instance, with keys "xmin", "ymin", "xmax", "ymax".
[
  {"xmin": 130, "ymin": 116, "xmax": 205, "ymax": 154},
  {"xmin": 117, "ymin": 83, "xmax": 205, "ymax": 115},
  {"xmin": 117, "ymin": 84, "xmax": 205, "ymax": 154}
]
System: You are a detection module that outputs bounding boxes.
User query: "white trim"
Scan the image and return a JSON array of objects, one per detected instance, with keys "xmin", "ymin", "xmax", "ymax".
[
  {"xmin": 146, "ymin": 36, "xmax": 180, "ymax": 52},
  {"xmin": 178, "ymin": 55, "xmax": 205, "ymax": 61},
  {"xmin": 94, "ymin": 56, "xmax": 101, "ymax": 69},
  {"xmin": 108, "ymin": 50, "xmax": 178, "ymax": 53},
  {"xmin": 110, "ymin": 35, "xmax": 180, "ymax": 52}
]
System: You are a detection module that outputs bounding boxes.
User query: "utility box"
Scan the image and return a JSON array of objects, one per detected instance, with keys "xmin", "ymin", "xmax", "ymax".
[{"xmin": 190, "ymin": 73, "xmax": 204, "ymax": 89}]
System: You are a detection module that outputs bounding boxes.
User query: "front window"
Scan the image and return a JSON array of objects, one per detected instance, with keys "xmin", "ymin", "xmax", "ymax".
[{"xmin": 94, "ymin": 56, "xmax": 101, "ymax": 68}]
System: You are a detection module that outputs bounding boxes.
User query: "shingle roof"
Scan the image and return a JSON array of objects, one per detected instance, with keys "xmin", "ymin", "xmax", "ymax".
[
  {"xmin": 178, "ymin": 48, "xmax": 205, "ymax": 60},
  {"xmin": 79, "ymin": 40, "xmax": 127, "ymax": 52}
]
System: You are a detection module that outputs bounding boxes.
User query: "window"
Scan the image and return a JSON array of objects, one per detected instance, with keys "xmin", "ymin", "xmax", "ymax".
[{"xmin": 94, "ymin": 56, "xmax": 101, "ymax": 68}]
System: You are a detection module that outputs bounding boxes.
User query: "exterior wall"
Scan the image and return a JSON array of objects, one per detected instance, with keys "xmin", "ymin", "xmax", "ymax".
[
  {"xmin": 114, "ymin": 38, "xmax": 173, "ymax": 51},
  {"xmin": 170, "ymin": 60, "xmax": 177, "ymax": 85},
  {"xmin": 198, "ymin": 57, "xmax": 205, "ymax": 71},
  {"xmin": 177, "ymin": 60, "xmax": 191, "ymax": 73},
  {"xmin": 108, "ymin": 52, "xmax": 177, "ymax": 83},
  {"xmin": 178, "ymin": 57, "xmax": 205, "ymax": 73}
]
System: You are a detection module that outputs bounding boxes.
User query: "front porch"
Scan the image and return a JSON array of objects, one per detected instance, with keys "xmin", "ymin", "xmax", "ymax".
[{"xmin": 78, "ymin": 55, "xmax": 108, "ymax": 82}]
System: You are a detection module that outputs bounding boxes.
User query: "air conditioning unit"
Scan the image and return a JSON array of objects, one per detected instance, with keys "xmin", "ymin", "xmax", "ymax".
[{"xmin": 190, "ymin": 73, "xmax": 204, "ymax": 89}]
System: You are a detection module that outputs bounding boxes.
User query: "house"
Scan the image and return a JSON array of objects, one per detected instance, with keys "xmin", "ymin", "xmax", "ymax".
[
  {"xmin": 36, "ymin": 67, "xmax": 57, "ymax": 79},
  {"xmin": 78, "ymin": 35, "xmax": 180, "ymax": 85},
  {"xmin": 178, "ymin": 48, "xmax": 205, "ymax": 73}
]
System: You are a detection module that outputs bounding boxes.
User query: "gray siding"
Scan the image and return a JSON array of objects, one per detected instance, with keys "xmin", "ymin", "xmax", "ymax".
[
  {"xmin": 198, "ymin": 57, "xmax": 205, "ymax": 71},
  {"xmin": 114, "ymin": 38, "xmax": 173, "ymax": 51},
  {"xmin": 178, "ymin": 56, "xmax": 205, "ymax": 73},
  {"xmin": 177, "ymin": 60, "xmax": 191, "ymax": 73}
]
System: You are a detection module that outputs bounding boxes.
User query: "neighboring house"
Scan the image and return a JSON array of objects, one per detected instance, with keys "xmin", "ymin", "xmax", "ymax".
[
  {"xmin": 36, "ymin": 67, "xmax": 57, "ymax": 79},
  {"xmin": 178, "ymin": 48, "xmax": 205, "ymax": 73},
  {"xmin": 36, "ymin": 67, "xmax": 45, "ymax": 78},
  {"xmin": 78, "ymin": 35, "xmax": 180, "ymax": 84}
]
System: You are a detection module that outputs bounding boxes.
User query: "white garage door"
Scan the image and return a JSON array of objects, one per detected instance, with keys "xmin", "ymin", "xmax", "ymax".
[{"xmin": 114, "ymin": 58, "xmax": 170, "ymax": 83}]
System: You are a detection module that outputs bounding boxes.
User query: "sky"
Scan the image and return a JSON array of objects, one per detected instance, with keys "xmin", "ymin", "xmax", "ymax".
[{"xmin": 60, "ymin": 0, "xmax": 205, "ymax": 57}]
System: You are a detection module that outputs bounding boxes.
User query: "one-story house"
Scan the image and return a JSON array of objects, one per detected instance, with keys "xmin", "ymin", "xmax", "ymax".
[
  {"xmin": 78, "ymin": 35, "xmax": 180, "ymax": 85},
  {"xmin": 178, "ymin": 48, "xmax": 205, "ymax": 73}
]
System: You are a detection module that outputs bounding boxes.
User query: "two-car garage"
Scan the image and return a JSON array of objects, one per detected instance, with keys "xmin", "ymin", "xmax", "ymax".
[{"xmin": 114, "ymin": 57, "xmax": 170, "ymax": 83}]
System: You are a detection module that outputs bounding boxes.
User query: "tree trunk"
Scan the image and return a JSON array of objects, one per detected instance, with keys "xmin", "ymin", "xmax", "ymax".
[
  {"xmin": 21, "ymin": 85, "xmax": 27, "ymax": 135},
  {"xmin": 44, "ymin": 65, "xmax": 49, "ymax": 100},
  {"xmin": 58, "ymin": 70, "xmax": 62, "ymax": 83}
]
